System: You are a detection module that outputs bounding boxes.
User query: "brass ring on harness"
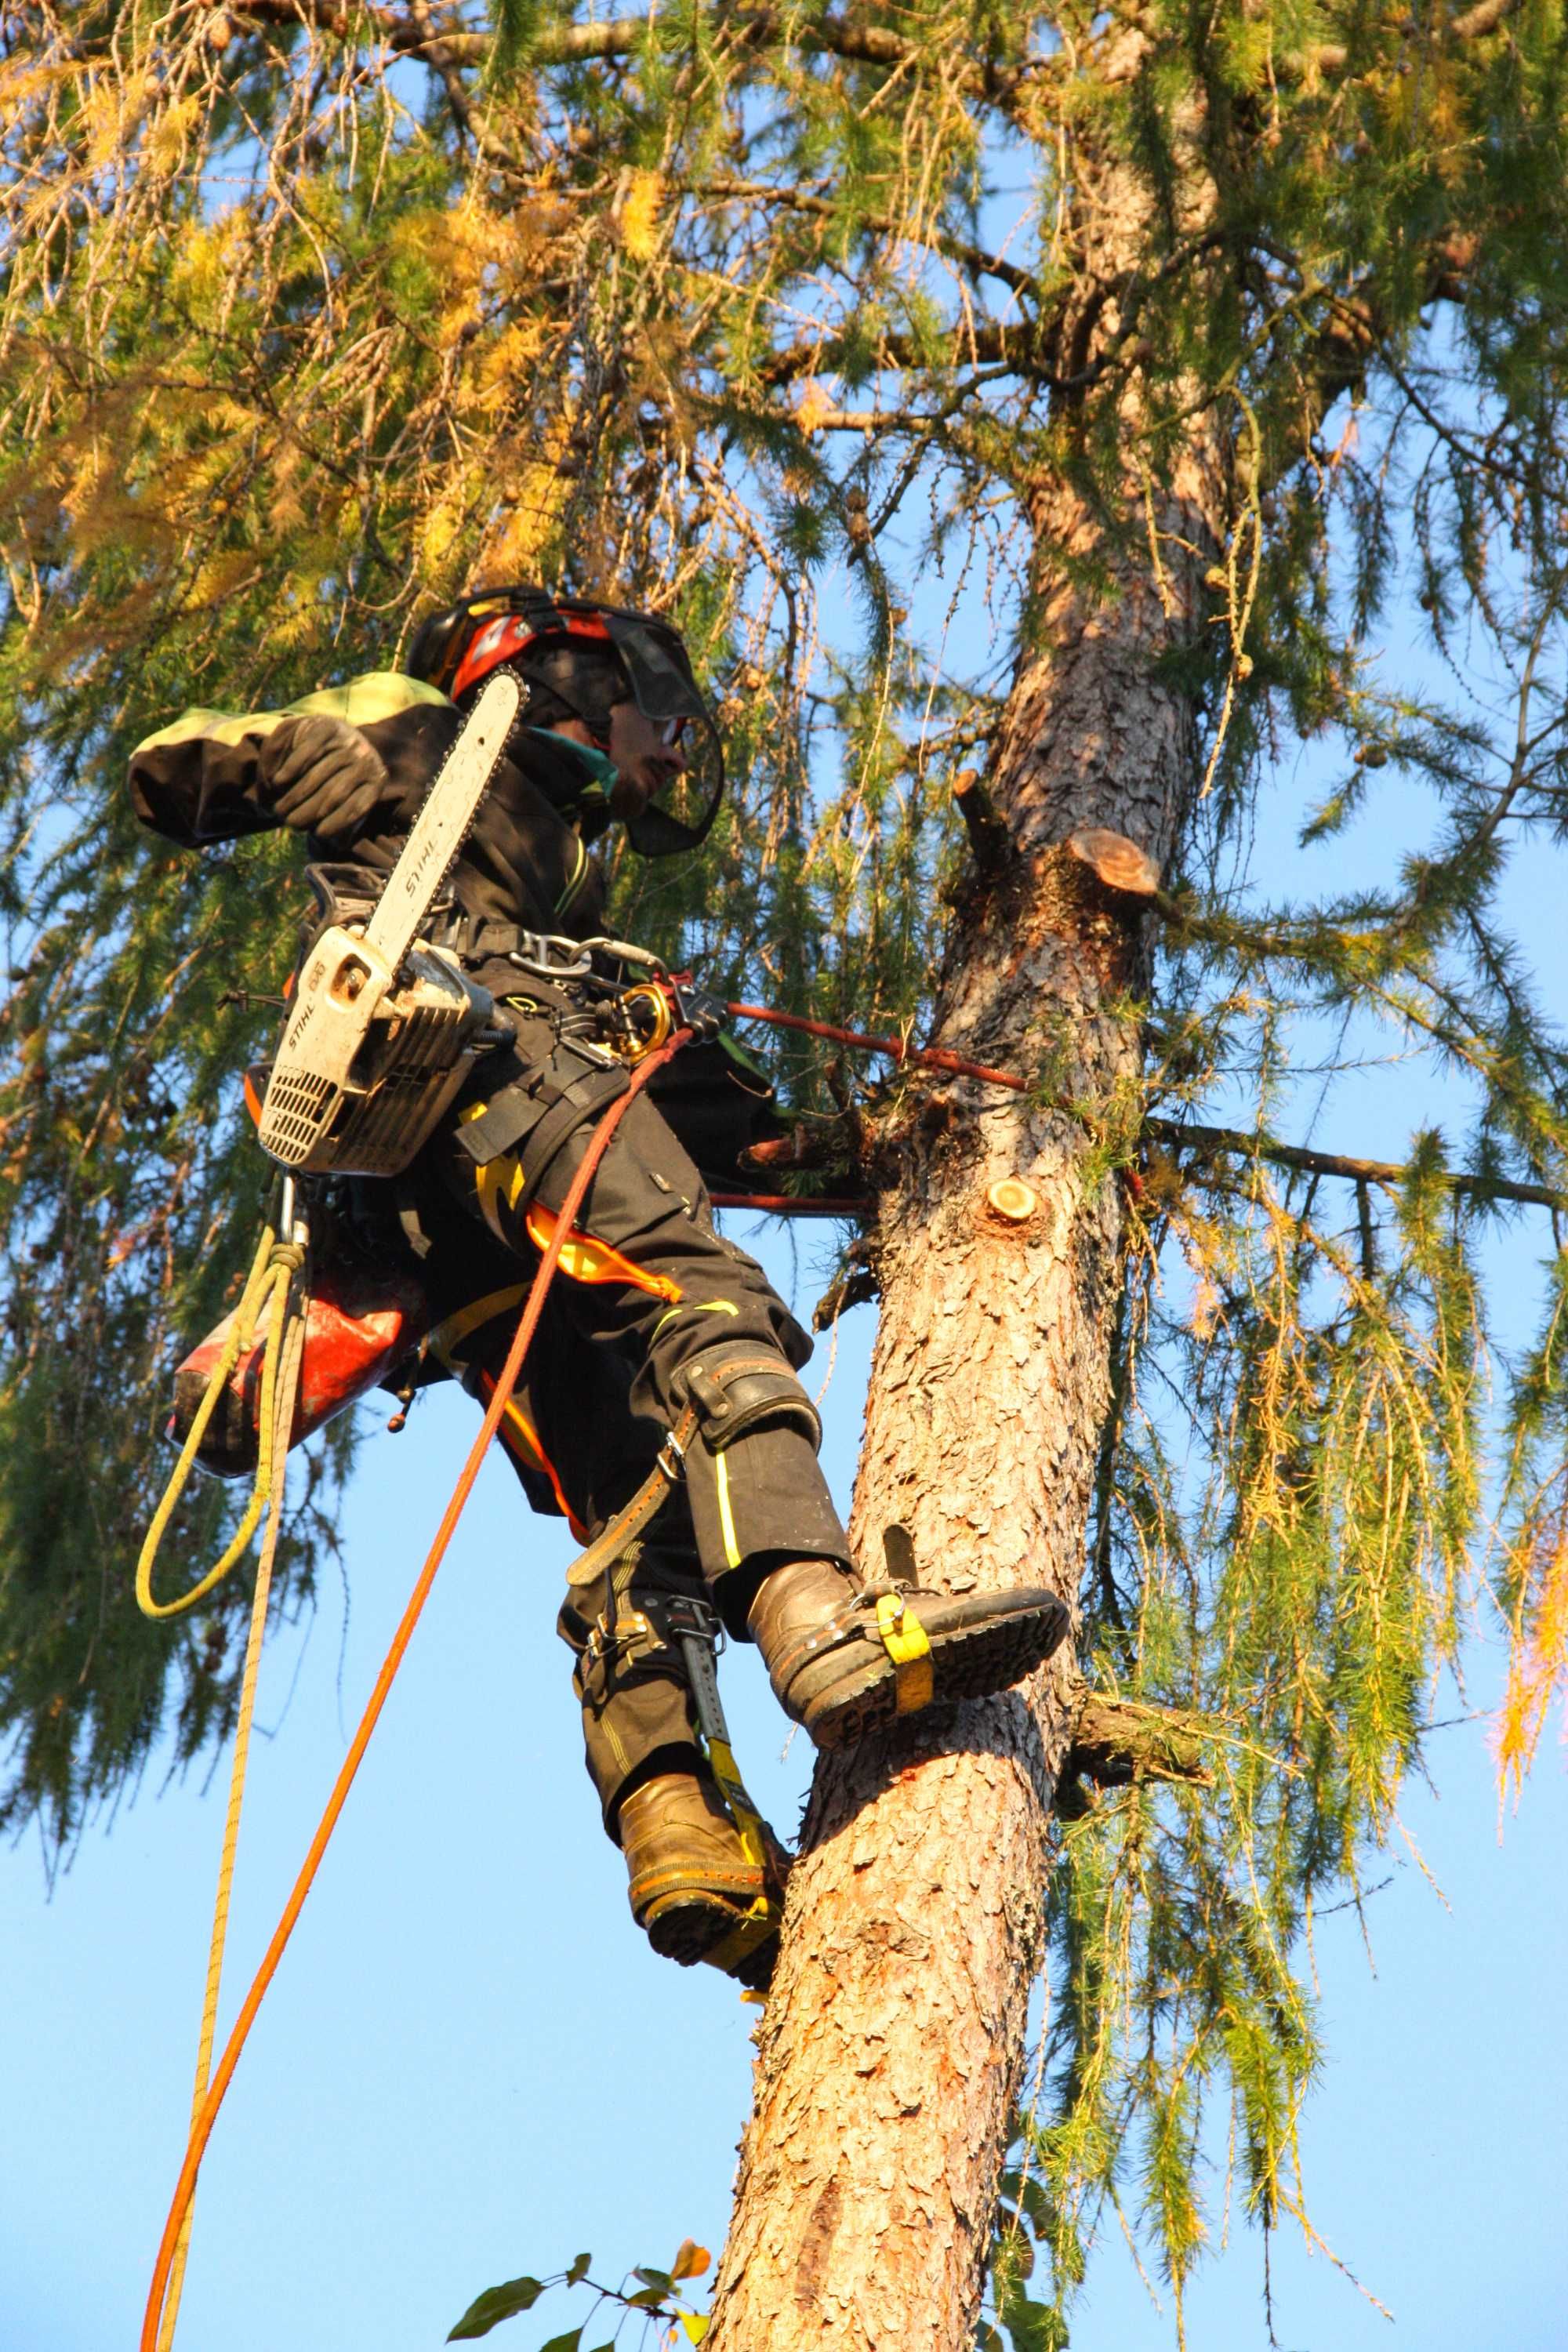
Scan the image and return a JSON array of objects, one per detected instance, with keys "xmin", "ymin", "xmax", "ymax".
[{"xmin": 618, "ymin": 982, "xmax": 675, "ymax": 1062}]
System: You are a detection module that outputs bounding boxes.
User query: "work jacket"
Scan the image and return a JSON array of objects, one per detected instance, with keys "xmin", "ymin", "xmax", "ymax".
[
  {"xmin": 127, "ymin": 671, "xmax": 779, "ymax": 1186},
  {"xmin": 128, "ymin": 669, "xmax": 608, "ymax": 939}
]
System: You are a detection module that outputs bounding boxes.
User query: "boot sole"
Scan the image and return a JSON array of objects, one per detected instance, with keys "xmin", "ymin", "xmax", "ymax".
[
  {"xmin": 793, "ymin": 1588, "xmax": 1072, "ymax": 1751},
  {"xmin": 642, "ymin": 1889, "xmax": 780, "ymax": 1989}
]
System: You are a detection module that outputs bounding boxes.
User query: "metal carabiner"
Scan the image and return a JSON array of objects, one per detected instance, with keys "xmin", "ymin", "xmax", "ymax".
[{"xmin": 506, "ymin": 931, "xmax": 594, "ymax": 982}]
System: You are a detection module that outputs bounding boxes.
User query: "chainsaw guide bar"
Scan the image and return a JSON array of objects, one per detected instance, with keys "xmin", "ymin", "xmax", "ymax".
[{"xmin": 256, "ymin": 670, "xmax": 523, "ymax": 1178}]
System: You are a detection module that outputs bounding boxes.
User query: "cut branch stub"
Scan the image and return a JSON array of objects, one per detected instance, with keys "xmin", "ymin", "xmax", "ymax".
[
  {"xmin": 953, "ymin": 768, "xmax": 1013, "ymax": 873},
  {"xmin": 1063, "ymin": 1688, "xmax": 1214, "ymax": 1791},
  {"xmin": 1066, "ymin": 827, "xmax": 1163, "ymax": 898}
]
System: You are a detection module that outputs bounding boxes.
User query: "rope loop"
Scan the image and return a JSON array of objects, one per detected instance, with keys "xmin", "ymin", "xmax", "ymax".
[{"xmin": 135, "ymin": 1216, "xmax": 309, "ymax": 1622}]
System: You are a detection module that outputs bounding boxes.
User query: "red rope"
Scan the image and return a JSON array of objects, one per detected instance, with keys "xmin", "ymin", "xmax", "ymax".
[
  {"xmin": 724, "ymin": 1000, "xmax": 1027, "ymax": 1093},
  {"xmin": 141, "ymin": 1031, "xmax": 691, "ymax": 2352},
  {"xmin": 710, "ymin": 1192, "xmax": 866, "ymax": 1216}
]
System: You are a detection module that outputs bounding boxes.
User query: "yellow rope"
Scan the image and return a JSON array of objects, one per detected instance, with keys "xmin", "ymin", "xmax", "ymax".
[
  {"xmin": 151, "ymin": 1239, "xmax": 308, "ymax": 2351},
  {"xmin": 136, "ymin": 1225, "xmax": 306, "ymax": 1621}
]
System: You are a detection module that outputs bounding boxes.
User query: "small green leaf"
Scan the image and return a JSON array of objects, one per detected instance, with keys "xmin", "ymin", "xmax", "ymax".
[
  {"xmin": 536, "ymin": 2332, "xmax": 583, "ymax": 2352},
  {"xmin": 633, "ymin": 2267, "xmax": 673, "ymax": 2292},
  {"xmin": 565, "ymin": 2253, "xmax": 592, "ymax": 2287},
  {"xmin": 997, "ymin": 2172, "xmax": 1053, "ymax": 2239},
  {"xmin": 626, "ymin": 2285, "xmax": 669, "ymax": 2309},
  {"xmin": 447, "ymin": 2277, "xmax": 544, "ymax": 2341}
]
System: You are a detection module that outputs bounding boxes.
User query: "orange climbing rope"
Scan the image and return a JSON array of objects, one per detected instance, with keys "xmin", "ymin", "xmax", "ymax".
[{"xmin": 141, "ymin": 1029, "xmax": 689, "ymax": 2352}]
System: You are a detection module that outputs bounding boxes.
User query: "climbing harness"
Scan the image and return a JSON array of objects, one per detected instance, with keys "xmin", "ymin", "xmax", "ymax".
[{"xmin": 140, "ymin": 1034, "xmax": 688, "ymax": 2352}]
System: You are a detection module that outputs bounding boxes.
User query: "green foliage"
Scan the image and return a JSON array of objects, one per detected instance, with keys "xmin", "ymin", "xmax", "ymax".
[
  {"xmin": 448, "ymin": 2245, "xmax": 709, "ymax": 2343},
  {"xmin": 5, "ymin": 0, "xmax": 1568, "ymax": 2340},
  {"xmin": 449, "ymin": 2274, "xmax": 545, "ymax": 2339}
]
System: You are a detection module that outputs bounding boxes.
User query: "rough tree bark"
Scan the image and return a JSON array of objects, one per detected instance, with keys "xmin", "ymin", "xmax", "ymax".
[{"xmin": 707, "ymin": 73, "xmax": 1228, "ymax": 2350}]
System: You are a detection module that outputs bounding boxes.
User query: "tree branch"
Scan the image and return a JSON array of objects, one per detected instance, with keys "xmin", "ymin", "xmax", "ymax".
[
  {"xmin": 953, "ymin": 769, "xmax": 1014, "ymax": 873},
  {"xmin": 695, "ymin": 177, "xmax": 1039, "ymax": 301},
  {"xmin": 1057, "ymin": 1686, "xmax": 1215, "ymax": 1809},
  {"xmin": 1145, "ymin": 1116, "xmax": 1568, "ymax": 1210},
  {"xmin": 226, "ymin": 0, "xmax": 488, "ymax": 64}
]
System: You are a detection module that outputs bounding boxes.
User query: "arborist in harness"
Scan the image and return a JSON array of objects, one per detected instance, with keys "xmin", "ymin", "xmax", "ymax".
[{"xmin": 129, "ymin": 586, "xmax": 1069, "ymax": 1991}]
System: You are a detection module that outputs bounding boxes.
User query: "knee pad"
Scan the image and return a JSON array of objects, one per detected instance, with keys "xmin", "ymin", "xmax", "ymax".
[{"xmin": 681, "ymin": 1347, "xmax": 822, "ymax": 1454}]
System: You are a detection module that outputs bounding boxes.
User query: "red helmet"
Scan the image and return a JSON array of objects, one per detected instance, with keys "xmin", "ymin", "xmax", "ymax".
[
  {"xmin": 405, "ymin": 586, "xmax": 724, "ymax": 856},
  {"xmin": 448, "ymin": 602, "xmax": 614, "ymax": 702}
]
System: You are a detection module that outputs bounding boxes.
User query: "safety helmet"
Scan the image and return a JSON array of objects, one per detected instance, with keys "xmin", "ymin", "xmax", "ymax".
[{"xmin": 405, "ymin": 585, "xmax": 724, "ymax": 857}]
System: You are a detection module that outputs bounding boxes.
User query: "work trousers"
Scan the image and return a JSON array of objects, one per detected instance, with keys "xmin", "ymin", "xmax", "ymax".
[{"xmin": 389, "ymin": 1004, "xmax": 852, "ymax": 1836}]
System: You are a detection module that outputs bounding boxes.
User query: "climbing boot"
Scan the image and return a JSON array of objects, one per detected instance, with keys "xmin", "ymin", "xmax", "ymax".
[
  {"xmin": 620, "ymin": 1769, "xmax": 791, "ymax": 1992},
  {"xmin": 747, "ymin": 1555, "xmax": 1071, "ymax": 1751}
]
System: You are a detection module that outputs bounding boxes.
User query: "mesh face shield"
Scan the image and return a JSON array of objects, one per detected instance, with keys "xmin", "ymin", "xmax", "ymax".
[{"xmin": 405, "ymin": 586, "xmax": 725, "ymax": 856}]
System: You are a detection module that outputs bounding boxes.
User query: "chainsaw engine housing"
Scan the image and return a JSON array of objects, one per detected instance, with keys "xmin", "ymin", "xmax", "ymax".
[{"xmin": 258, "ymin": 921, "xmax": 492, "ymax": 1177}]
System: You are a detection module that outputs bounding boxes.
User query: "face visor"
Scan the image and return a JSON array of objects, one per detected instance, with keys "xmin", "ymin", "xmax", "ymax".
[
  {"xmin": 405, "ymin": 586, "xmax": 725, "ymax": 857},
  {"xmin": 596, "ymin": 606, "xmax": 724, "ymax": 858}
]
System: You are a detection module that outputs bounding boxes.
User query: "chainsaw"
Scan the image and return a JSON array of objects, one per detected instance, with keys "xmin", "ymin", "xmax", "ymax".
[{"xmin": 256, "ymin": 669, "xmax": 521, "ymax": 1178}]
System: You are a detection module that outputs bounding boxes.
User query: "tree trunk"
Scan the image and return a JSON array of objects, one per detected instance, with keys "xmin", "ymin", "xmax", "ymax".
[{"xmin": 707, "ymin": 104, "xmax": 1227, "ymax": 2351}]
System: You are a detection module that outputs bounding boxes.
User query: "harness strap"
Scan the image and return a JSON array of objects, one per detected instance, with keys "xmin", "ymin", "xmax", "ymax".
[
  {"xmin": 456, "ymin": 1044, "xmax": 627, "ymax": 1170},
  {"xmin": 564, "ymin": 1402, "xmax": 701, "ymax": 1591}
]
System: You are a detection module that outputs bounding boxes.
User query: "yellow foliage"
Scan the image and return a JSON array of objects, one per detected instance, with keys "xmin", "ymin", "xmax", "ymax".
[
  {"xmin": 478, "ymin": 319, "xmax": 550, "ymax": 401},
  {"xmin": 187, "ymin": 547, "xmax": 264, "ymax": 611},
  {"xmin": 1497, "ymin": 1504, "xmax": 1568, "ymax": 1798},
  {"xmin": 395, "ymin": 197, "xmax": 521, "ymax": 289},
  {"xmin": 619, "ymin": 169, "xmax": 665, "ymax": 261},
  {"xmin": 80, "ymin": 66, "xmax": 156, "ymax": 170},
  {"xmin": 169, "ymin": 211, "xmax": 249, "ymax": 319},
  {"xmin": 796, "ymin": 379, "xmax": 835, "ymax": 437},
  {"xmin": 61, "ymin": 437, "xmax": 109, "ymax": 525},
  {"xmin": 0, "ymin": 57, "xmax": 71, "ymax": 113},
  {"xmin": 483, "ymin": 462, "xmax": 569, "ymax": 574},
  {"xmin": 419, "ymin": 488, "xmax": 470, "ymax": 576},
  {"xmin": 144, "ymin": 93, "xmax": 202, "ymax": 180},
  {"xmin": 514, "ymin": 196, "xmax": 575, "ymax": 256},
  {"xmin": 269, "ymin": 583, "xmax": 333, "ymax": 653}
]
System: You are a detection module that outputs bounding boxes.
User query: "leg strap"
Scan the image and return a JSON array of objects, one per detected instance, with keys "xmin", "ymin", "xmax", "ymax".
[
  {"xmin": 681, "ymin": 1347, "xmax": 823, "ymax": 1452},
  {"xmin": 564, "ymin": 1402, "xmax": 701, "ymax": 1591}
]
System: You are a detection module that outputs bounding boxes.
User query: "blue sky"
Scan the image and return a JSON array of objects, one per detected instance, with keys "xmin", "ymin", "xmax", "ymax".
[{"xmin": 2, "ymin": 1218, "xmax": 1564, "ymax": 2352}]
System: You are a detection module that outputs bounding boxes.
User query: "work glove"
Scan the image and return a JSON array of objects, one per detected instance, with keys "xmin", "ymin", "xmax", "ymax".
[{"xmin": 259, "ymin": 713, "xmax": 389, "ymax": 840}]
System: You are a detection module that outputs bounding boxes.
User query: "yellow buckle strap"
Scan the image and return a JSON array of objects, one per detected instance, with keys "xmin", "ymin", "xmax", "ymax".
[
  {"xmin": 706, "ymin": 1736, "xmax": 768, "ymax": 1870},
  {"xmin": 876, "ymin": 1592, "xmax": 934, "ymax": 1714}
]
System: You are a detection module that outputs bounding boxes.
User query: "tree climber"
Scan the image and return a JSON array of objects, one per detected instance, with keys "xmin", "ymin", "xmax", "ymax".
[{"xmin": 128, "ymin": 587, "xmax": 1069, "ymax": 1988}]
